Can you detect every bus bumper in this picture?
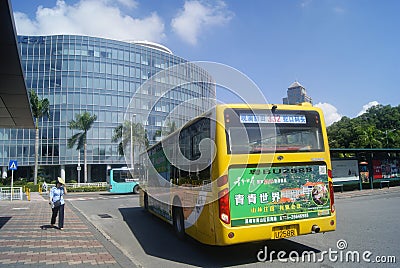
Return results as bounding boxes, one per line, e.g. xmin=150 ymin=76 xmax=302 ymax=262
xmin=213 ymin=214 xmax=336 ymax=246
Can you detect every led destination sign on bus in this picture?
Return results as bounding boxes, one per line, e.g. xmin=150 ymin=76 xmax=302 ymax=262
xmin=239 ymin=114 xmax=307 ymax=124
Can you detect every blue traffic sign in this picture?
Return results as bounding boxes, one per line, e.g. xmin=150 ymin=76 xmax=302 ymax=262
xmin=9 ymin=160 xmax=18 ymax=170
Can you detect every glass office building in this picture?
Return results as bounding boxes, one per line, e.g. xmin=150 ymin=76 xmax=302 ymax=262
xmin=0 ymin=35 xmax=215 ymax=182
xmin=282 ymin=81 xmax=312 ymax=105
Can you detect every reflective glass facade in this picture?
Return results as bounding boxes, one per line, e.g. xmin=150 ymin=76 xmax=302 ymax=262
xmin=0 ymin=35 xmax=215 ymax=181
xmin=282 ymin=81 xmax=312 ymax=105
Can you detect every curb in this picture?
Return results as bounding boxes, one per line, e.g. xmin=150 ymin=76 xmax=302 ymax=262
xmin=68 ymin=201 xmax=143 ymax=268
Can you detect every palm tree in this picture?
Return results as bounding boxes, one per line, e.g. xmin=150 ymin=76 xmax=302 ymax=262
xmin=153 ymin=120 xmax=177 ymax=141
xmin=111 ymin=121 xmax=148 ymax=162
xmin=67 ymin=111 xmax=97 ymax=183
xmin=144 ymin=129 xmax=150 ymax=149
xmin=111 ymin=123 xmax=126 ymax=156
xmin=29 ymin=90 xmax=50 ymax=185
xmin=165 ymin=121 xmax=177 ymax=134
xmin=153 ymin=129 xmax=162 ymax=141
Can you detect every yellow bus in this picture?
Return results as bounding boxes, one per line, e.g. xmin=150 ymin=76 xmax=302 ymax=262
xmin=139 ymin=103 xmax=336 ymax=245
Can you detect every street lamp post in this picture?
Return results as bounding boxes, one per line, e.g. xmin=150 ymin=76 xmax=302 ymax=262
xmin=77 ymin=151 xmax=81 ymax=186
xmin=130 ymin=114 xmax=137 ymax=169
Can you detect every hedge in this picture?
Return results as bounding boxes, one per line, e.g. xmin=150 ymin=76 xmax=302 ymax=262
xmin=0 ymin=182 xmax=107 ymax=193
xmin=67 ymin=186 xmax=107 ymax=192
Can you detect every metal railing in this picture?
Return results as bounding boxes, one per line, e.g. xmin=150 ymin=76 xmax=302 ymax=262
xmin=0 ymin=187 xmax=24 ymax=201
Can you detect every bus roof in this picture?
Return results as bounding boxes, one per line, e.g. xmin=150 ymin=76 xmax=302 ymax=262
xmin=215 ymin=102 xmax=317 ymax=110
xmin=142 ymin=103 xmax=324 ymax=153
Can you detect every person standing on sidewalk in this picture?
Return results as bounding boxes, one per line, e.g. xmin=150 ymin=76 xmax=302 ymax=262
xmin=49 ymin=177 xmax=67 ymax=230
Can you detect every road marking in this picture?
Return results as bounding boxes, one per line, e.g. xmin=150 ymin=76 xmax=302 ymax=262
xmin=67 ymin=195 xmax=134 ymax=201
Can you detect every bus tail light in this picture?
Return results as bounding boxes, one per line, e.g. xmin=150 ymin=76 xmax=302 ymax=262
xmin=328 ymin=176 xmax=335 ymax=213
xmin=328 ymin=169 xmax=333 ymax=179
xmin=218 ymin=188 xmax=230 ymax=224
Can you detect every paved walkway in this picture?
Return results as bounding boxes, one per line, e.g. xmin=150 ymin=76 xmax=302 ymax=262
xmin=1 ymin=186 xmax=399 ymax=267
xmin=334 ymin=184 xmax=400 ymax=199
xmin=0 ymin=193 xmax=134 ymax=267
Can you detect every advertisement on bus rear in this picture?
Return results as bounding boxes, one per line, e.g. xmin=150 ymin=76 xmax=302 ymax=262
xmin=228 ymin=164 xmax=331 ymax=227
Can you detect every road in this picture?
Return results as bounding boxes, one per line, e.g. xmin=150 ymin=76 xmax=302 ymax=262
xmin=67 ymin=190 xmax=400 ymax=267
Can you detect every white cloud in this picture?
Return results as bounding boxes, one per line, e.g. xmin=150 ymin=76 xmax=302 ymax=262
xmin=115 ymin=0 xmax=138 ymax=9
xmin=13 ymin=0 xmax=165 ymax=42
xmin=13 ymin=12 xmax=38 ymax=34
xmin=333 ymin=6 xmax=346 ymax=14
xmin=357 ymin=101 xmax=379 ymax=116
xmin=314 ymin=102 xmax=342 ymax=126
xmin=300 ymin=0 xmax=313 ymax=8
xmin=171 ymin=0 xmax=233 ymax=45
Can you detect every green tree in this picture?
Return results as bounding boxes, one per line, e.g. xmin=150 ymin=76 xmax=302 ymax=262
xmin=144 ymin=129 xmax=150 ymax=149
xmin=111 ymin=121 xmax=148 ymax=162
xmin=327 ymin=117 xmax=356 ymax=148
xmin=153 ymin=129 xmax=162 ymax=141
xmin=384 ymin=129 xmax=400 ymax=148
xmin=354 ymin=125 xmax=383 ymax=148
xmin=327 ymin=104 xmax=400 ymax=148
xmin=111 ymin=123 xmax=125 ymax=156
xmin=67 ymin=111 xmax=97 ymax=183
xmin=153 ymin=120 xmax=177 ymax=141
xmin=165 ymin=120 xmax=177 ymax=134
xmin=29 ymin=90 xmax=50 ymax=185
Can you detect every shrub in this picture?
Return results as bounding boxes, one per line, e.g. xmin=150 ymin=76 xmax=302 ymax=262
xmin=14 ymin=178 xmax=27 ymax=185
xmin=24 ymin=182 xmax=40 ymax=192
xmin=67 ymin=186 xmax=107 ymax=192
xmin=1 ymin=177 xmax=11 ymax=185
xmin=2 ymin=183 xmax=107 ymax=193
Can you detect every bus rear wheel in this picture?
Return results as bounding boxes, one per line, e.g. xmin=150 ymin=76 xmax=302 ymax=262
xmin=173 ymin=206 xmax=185 ymax=240
xmin=133 ymin=184 xmax=139 ymax=194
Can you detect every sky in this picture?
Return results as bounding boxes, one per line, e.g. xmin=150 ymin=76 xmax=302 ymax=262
xmin=9 ymin=0 xmax=400 ymax=126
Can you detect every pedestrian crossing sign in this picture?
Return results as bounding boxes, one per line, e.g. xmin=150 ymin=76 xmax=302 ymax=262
xmin=9 ymin=160 xmax=18 ymax=170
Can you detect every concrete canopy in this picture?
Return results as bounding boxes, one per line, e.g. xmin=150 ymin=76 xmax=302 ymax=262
xmin=0 ymin=0 xmax=34 ymax=128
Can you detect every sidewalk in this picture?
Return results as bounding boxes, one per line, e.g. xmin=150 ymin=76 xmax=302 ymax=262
xmin=0 ymin=192 xmax=134 ymax=267
xmin=334 ymin=184 xmax=400 ymax=199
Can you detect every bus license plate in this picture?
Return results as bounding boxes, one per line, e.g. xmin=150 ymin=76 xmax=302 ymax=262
xmin=273 ymin=225 xmax=297 ymax=239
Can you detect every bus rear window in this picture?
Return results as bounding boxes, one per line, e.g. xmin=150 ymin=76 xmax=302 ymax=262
xmin=225 ymin=109 xmax=325 ymax=154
